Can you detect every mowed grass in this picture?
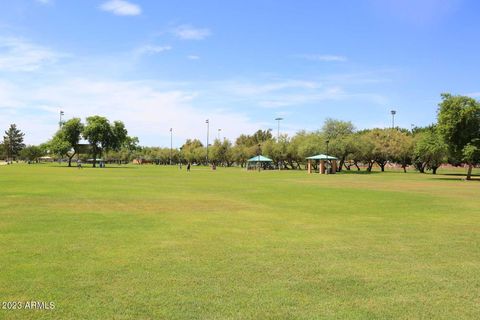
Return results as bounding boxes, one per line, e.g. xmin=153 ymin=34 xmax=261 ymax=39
xmin=0 ymin=164 xmax=480 ymax=319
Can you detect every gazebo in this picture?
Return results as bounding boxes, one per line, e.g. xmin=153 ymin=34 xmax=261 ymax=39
xmin=246 ymin=155 xmax=273 ymax=170
xmin=306 ymin=154 xmax=338 ymax=174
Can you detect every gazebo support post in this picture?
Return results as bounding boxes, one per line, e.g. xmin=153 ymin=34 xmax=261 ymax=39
xmin=320 ymin=160 xmax=325 ymax=174
xmin=307 ymin=160 xmax=312 ymax=174
xmin=332 ymin=160 xmax=337 ymax=173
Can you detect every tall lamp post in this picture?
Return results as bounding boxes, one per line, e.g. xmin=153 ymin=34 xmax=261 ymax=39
xmin=275 ymin=117 xmax=284 ymax=170
xmin=217 ymin=128 xmax=221 ymax=140
xmin=326 ymin=139 xmax=330 ymax=174
xmin=274 ymin=117 xmax=283 ymax=140
xmin=257 ymin=143 xmax=261 ymax=171
xmin=59 ymin=110 xmax=64 ymax=128
xmin=169 ymin=128 xmax=173 ymax=165
xmin=390 ymin=110 xmax=396 ymax=129
xmin=205 ymin=119 xmax=210 ymax=165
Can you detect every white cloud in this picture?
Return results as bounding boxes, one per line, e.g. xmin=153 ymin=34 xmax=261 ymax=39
xmin=466 ymin=92 xmax=480 ymax=98
xmin=213 ymin=78 xmax=388 ymax=109
xmin=0 ymin=78 xmax=261 ymax=145
xmin=258 ymin=87 xmax=346 ymax=108
xmin=100 ymin=0 xmax=141 ymax=16
xmin=187 ymin=55 xmax=200 ymax=60
xmin=369 ymin=0 xmax=461 ymax=25
xmin=0 ymin=37 xmax=62 ymax=72
xmin=135 ymin=45 xmax=172 ymax=56
xmin=225 ymin=79 xmax=322 ymax=96
xmin=35 ymin=0 xmax=53 ymax=5
xmin=296 ymin=54 xmax=347 ymax=62
xmin=172 ymin=25 xmax=211 ymax=40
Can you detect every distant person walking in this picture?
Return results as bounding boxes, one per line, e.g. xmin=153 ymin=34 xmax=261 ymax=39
xmin=187 ymin=163 xmax=191 ymax=172
xmin=179 ymin=163 xmax=182 ymax=170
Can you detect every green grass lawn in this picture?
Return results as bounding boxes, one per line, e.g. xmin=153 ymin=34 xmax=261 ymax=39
xmin=1 ymin=164 xmax=479 ymax=319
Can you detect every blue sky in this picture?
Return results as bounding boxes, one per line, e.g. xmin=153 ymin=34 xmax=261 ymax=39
xmin=1 ymin=0 xmax=479 ymax=146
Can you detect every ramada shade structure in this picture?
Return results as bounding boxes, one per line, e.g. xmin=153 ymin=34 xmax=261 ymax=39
xmin=306 ymin=154 xmax=338 ymax=174
xmin=247 ymin=155 xmax=273 ymax=162
xmin=246 ymin=155 xmax=273 ymax=170
xmin=306 ymin=154 xmax=338 ymax=161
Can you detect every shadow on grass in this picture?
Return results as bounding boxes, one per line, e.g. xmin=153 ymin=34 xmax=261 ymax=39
xmin=49 ymin=165 xmax=136 ymax=169
xmin=429 ymin=176 xmax=480 ymax=182
xmin=337 ymin=170 xmax=382 ymax=175
xmin=441 ymin=173 xmax=480 ymax=177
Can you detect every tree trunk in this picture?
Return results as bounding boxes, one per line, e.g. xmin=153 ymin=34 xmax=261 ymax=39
xmin=353 ymin=161 xmax=360 ymax=171
xmin=402 ymin=165 xmax=407 ymax=173
xmin=432 ymin=166 xmax=438 ymax=175
xmin=367 ymin=161 xmax=374 ymax=172
xmin=67 ymin=151 xmax=76 ymax=167
xmin=377 ymin=161 xmax=385 ymax=172
xmin=338 ymin=158 xmax=345 ymax=172
xmin=92 ymin=151 xmax=97 ymax=168
xmin=466 ymin=164 xmax=473 ymax=180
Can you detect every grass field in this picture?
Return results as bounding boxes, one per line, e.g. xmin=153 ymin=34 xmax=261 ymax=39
xmin=1 ymin=164 xmax=480 ymax=319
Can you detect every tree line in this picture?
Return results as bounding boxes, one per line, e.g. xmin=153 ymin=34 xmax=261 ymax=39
xmin=1 ymin=93 xmax=479 ymax=179
xmin=1 ymin=116 xmax=132 ymax=168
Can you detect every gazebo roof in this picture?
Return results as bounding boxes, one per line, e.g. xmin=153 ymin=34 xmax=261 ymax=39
xmin=306 ymin=154 xmax=338 ymax=160
xmin=247 ymin=155 xmax=273 ymax=162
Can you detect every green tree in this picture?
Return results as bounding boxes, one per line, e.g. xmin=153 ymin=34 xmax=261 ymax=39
xmin=49 ymin=118 xmax=84 ymax=167
xmin=0 ymin=142 xmax=5 ymax=160
xmin=83 ymin=116 xmax=128 ymax=167
xmin=3 ymin=124 xmax=25 ymax=162
xmin=390 ymin=131 xmax=414 ymax=173
xmin=350 ymin=131 xmax=375 ymax=171
xmin=210 ymin=139 xmax=233 ymax=166
xmin=19 ymin=145 xmax=43 ymax=162
xmin=413 ymin=128 xmax=448 ymax=174
xmin=322 ymin=118 xmax=355 ymax=171
xmin=363 ymin=129 xmax=391 ymax=171
xmin=462 ymin=140 xmax=480 ymax=178
xmin=181 ymin=139 xmax=204 ymax=164
xmin=437 ymin=93 xmax=480 ymax=180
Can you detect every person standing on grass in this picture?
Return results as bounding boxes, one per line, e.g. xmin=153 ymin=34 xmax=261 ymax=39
xmin=187 ymin=163 xmax=190 ymax=172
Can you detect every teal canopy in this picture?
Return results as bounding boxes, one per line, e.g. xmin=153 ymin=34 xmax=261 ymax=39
xmin=306 ymin=154 xmax=338 ymax=160
xmin=247 ymin=155 xmax=273 ymax=162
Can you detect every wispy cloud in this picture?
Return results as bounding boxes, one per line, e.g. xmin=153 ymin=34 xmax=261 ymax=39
xmin=466 ymin=92 xmax=480 ymax=98
xmin=369 ymin=0 xmax=462 ymax=25
xmin=225 ymin=79 xmax=322 ymax=96
xmin=187 ymin=55 xmax=200 ymax=60
xmin=212 ymin=77 xmax=388 ymax=109
xmin=172 ymin=25 xmax=211 ymax=40
xmin=0 ymin=37 xmax=63 ymax=72
xmin=135 ymin=45 xmax=172 ymax=56
xmin=100 ymin=0 xmax=141 ymax=16
xmin=35 ymin=0 xmax=53 ymax=5
xmin=0 ymin=78 xmax=261 ymax=145
xmin=296 ymin=54 xmax=347 ymax=62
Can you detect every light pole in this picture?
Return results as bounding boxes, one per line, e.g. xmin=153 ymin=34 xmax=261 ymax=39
xmin=390 ymin=110 xmax=396 ymax=129
xmin=217 ymin=128 xmax=221 ymax=140
xmin=169 ymin=128 xmax=173 ymax=165
xmin=205 ymin=119 xmax=209 ymax=165
xmin=275 ymin=117 xmax=284 ymax=170
xmin=274 ymin=117 xmax=283 ymax=141
xmin=326 ymin=139 xmax=330 ymax=174
xmin=59 ymin=110 xmax=64 ymax=128
xmin=257 ymin=143 xmax=261 ymax=171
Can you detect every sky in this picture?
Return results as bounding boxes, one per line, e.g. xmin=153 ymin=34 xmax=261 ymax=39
xmin=0 ymin=0 xmax=479 ymax=146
